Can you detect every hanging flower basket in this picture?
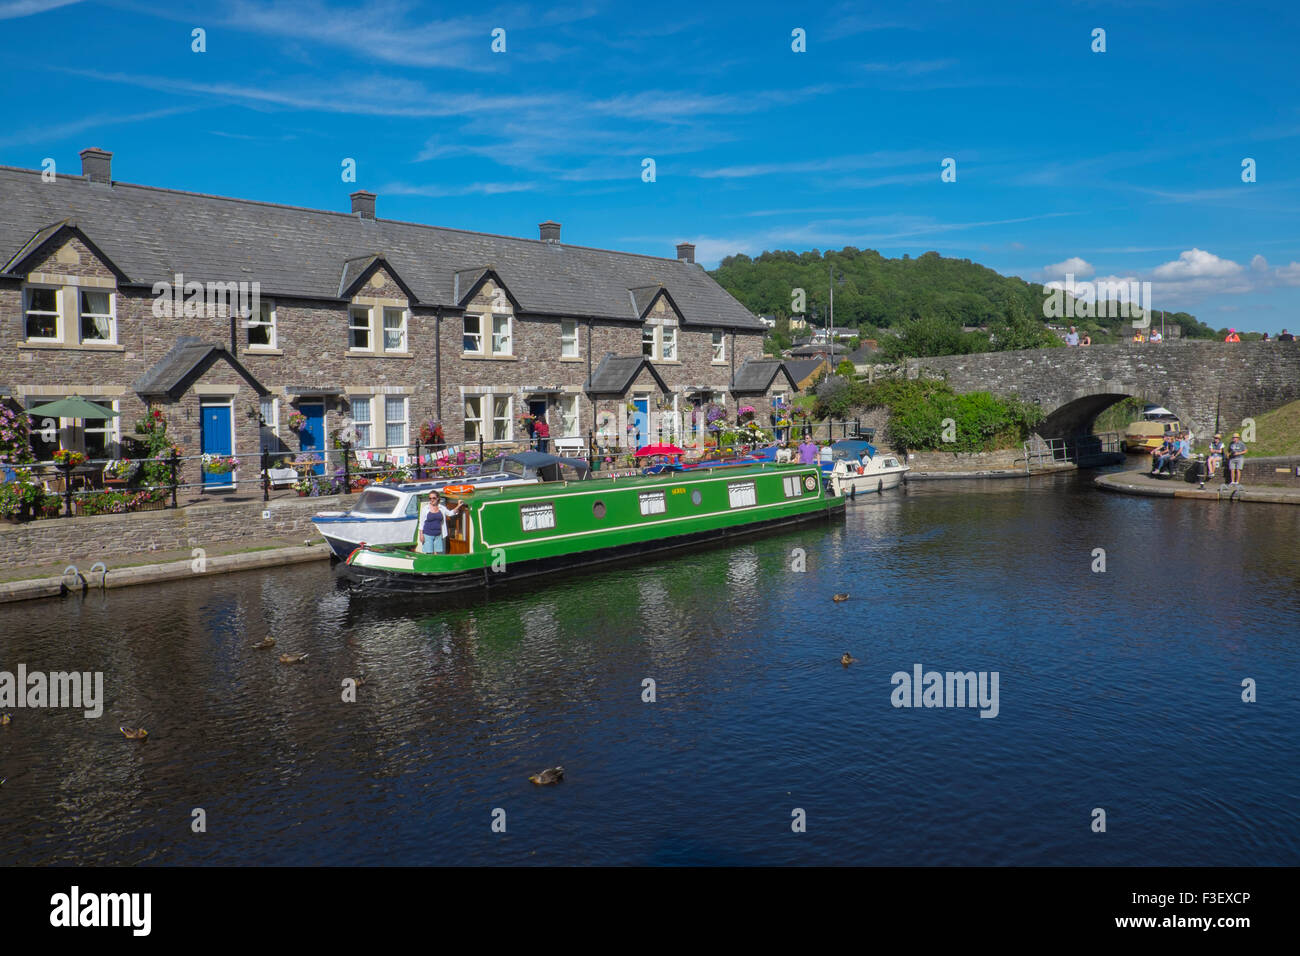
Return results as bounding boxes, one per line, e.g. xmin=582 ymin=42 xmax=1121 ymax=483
xmin=202 ymin=454 xmax=239 ymax=474
xmin=287 ymin=412 xmax=307 ymax=432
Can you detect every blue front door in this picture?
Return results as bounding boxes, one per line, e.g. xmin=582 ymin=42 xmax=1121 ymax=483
xmin=201 ymin=404 xmax=234 ymax=488
xmin=298 ymin=403 xmax=325 ymax=474
xmin=632 ymin=398 xmax=649 ymax=450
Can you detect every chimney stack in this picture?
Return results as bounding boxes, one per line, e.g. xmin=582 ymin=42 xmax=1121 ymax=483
xmin=539 ymin=220 xmax=561 ymax=243
xmin=80 ymin=148 xmax=112 ymax=184
xmin=676 ymin=242 xmax=696 ymax=264
xmin=350 ymin=190 xmax=376 ymax=219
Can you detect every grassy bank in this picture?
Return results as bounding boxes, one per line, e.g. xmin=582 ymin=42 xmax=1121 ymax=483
xmin=1245 ymin=400 xmax=1300 ymax=457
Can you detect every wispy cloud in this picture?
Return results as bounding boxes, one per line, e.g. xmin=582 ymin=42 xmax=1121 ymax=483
xmin=380 ymin=180 xmax=537 ymax=197
xmin=0 ymin=0 xmax=79 ymax=19
xmin=0 ymin=105 xmax=197 ymax=148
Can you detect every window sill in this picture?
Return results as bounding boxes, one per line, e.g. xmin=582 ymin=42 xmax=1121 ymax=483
xmin=461 ymin=353 xmax=518 ymax=361
xmin=559 ymin=356 xmax=583 ymax=362
xmin=18 ymin=341 xmax=124 ymax=352
xmin=245 ymin=347 xmax=284 ymax=356
xmin=346 ymin=350 xmax=413 ymax=359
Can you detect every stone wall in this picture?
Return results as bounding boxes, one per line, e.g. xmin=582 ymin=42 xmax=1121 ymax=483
xmin=905 ymin=341 xmax=1300 ymax=441
xmin=0 ymin=494 xmax=337 ymax=572
xmin=1240 ymin=455 xmax=1300 ymax=488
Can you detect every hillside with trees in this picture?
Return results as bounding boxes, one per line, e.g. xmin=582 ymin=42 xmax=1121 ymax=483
xmin=709 ymin=247 xmax=1216 ymax=357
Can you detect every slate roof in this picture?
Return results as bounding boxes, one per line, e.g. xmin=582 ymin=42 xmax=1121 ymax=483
xmin=0 ymin=165 xmax=763 ymax=330
xmin=133 ymin=336 xmax=269 ymax=399
xmin=730 ymin=358 xmax=798 ymax=394
xmin=584 ymin=353 xmax=670 ymax=394
xmin=783 ymin=358 xmax=829 ymax=386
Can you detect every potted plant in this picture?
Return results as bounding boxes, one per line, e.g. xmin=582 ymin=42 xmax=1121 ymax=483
xmin=293 ymin=477 xmax=313 ymax=497
xmin=418 ymin=421 xmax=445 ymax=445
xmin=287 ymin=411 xmax=307 ymax=433
xmin=53 ymin=448 xmax=87 ymax=468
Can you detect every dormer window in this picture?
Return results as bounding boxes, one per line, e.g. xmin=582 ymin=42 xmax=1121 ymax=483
xmin=641 ymin=320 xmax=679 ymax=362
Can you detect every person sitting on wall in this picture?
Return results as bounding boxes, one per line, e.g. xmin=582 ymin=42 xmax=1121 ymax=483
xmin=1150 ymin=436 xmax=1175 ymax=475
xmin=1202 ymin=433 xmax=1225 ymax=488
xmin=1154 ymin=431 xmax=1190 ymax=476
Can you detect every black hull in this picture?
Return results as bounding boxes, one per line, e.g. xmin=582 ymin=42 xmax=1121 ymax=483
xmin=341 ymin=502 xmax=842 ymax=595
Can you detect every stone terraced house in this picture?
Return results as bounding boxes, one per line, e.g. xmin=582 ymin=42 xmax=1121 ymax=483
xmin=1 ymin=148 xmax=787 ymax=480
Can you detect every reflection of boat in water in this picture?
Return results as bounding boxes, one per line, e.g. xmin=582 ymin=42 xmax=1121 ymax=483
xmin=343 ymin=463 xmax=842 ymax=593
xmin=312 ymin=452 xmax=589 ymax=558
xmin=1121 ymin=408 xmax=1182 ymax=454
xmin=820 ymin=440 xmax=910 ymax=495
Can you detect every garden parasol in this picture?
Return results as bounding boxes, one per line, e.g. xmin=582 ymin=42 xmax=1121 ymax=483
xmin=24 ymin=395 xmax=120 ymax=419
xmin=634 ymin=444 xmax=685 ymax=457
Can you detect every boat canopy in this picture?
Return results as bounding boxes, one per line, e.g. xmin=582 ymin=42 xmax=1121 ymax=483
xmin=827 ymin=439 xmax=877 ymax=460
xmin=478 ymin=451 xmax=591 ymax=482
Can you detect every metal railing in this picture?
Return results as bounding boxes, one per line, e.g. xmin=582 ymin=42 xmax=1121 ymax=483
xmin=1019 ymin=431 xmax=1121 ymax=473
xmin=3 ymin=418 xmax=875 ymax=521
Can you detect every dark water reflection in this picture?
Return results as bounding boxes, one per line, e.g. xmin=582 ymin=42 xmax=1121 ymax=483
xmin=1 ymin=471 xmax=1296 ymax=865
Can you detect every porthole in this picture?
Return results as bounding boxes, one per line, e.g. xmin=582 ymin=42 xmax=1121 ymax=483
xmin=691 ymin=489 xmax=702 ymax=506
xmin=593 ymin=500 xmax=606 ymax=518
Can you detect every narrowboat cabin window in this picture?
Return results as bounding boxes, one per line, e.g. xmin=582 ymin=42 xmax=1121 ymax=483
xmin=520 ymin=502 xmax=556 ymax=531
xmin=782 ymin=475 xmax=804 ymax=498
xmin=639 ymin=491 xmax=666 ymax=515
xmin=727 ymin=481 xmax=757 ymax=508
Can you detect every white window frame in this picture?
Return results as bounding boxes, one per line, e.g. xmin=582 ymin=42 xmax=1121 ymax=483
xmin=351 ymin=396 xmax=374 ymax=449
xmin=639 ymin=491 xmax=667 ymax=516
xmin=247 ymin=299 xmax=277 ymax=350
xmin=782 ymin=475 xmax=804 ymax=498
xmin=558 ymin=394 xmax=580 ymax=438
xmin=712 ymin=329 xmax=726 ymax=363
xmin=464 ymin=395 xmax=484 ymax=441
xmin=661 ymin=326 xmax=677 ymax=361
xmin=81 ymin=399 xmax=119 ymax=459
xmin=561 ymin=318 xmax=579 ymax=358
xmin=463 ymin=314 xmax=484 ymax=354
xmin=642 ymin=324 xmax=655 ymax=358
xmin=78 ymin=289 xmax=116 ymax=345
xmin=24 ymin=286 xmax=61 ymax=342
xmin=491 ymin=314 xmax=513 ymax=356
xmin=348 ymin=306 xmax=373 ymax=351
xmin=382 ymin=307 xmax=408 ymax=353
xmin=384 ymin=395 xmax=409 ymax=450
xmin=491 ymin=394 xmax=512 ymax=441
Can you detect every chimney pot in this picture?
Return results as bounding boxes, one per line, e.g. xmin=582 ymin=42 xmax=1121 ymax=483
xmin=676 ymin=242 xmax=696 ymax=264
xmin=350 ymin=190 xmax=376 ymax=219
xmin=80 ymin=147 xmax=113 ymax=184
xmin=539 ymin=220 xmax=561 ymax=242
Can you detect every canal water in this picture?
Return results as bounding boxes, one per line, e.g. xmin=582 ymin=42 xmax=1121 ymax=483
xmin=1 ymin=471 xmax=1296 ymax=866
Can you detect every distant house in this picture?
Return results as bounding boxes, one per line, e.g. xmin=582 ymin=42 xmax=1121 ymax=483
xmin=789 ymin=315 xmax=809 ymax=331
xmin=848 ymin=342 xmax=879 ymax=373
xmin=788 ymin=342 xmax=851 ymax=361
xmin=783 ymin=357 xmax=831 ymax=392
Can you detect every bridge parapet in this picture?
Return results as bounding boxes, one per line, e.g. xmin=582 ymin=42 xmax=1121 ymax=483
xmin=904 ymin=341 xmax=1300 ymax=438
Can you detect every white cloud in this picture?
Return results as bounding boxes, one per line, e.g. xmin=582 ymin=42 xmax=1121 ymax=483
xmin=0 ymin=0 xmax=78 ymax=19
xmin=1152 ymin=248 xmax=1244 ymax=280
xmin=1251 ymin=254 xmax=1269 ymax=272
xmin=1042 ymin=256 xmax=1094 ymax=279
xmin=1277 ymin=262 xmax=1300 ymax=286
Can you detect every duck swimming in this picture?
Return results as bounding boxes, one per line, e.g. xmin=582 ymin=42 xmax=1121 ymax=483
xmin=529 ymin=766 xmax=564 ymax=786
xmin=120 ymin=727 xmax=148 ymax=740
xmin=0 ymin=713 xmax=11 ymax=726
xmin=832 ymin=593 xmax=850 ymax=603
xmin=841 ymin=653 xmax=856 ymax=667
xmin=252 ymin=637 xmax=276 ymax=649
xmin=279 ymin=653 xmax=309 ymax=665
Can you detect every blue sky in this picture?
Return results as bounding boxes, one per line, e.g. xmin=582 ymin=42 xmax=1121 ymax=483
xmin=2 ymin=0 xmax=1298 ymax=331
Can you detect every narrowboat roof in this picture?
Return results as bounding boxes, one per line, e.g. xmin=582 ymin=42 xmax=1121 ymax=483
xmin=445 ymin=462 xmax=813 ymax=502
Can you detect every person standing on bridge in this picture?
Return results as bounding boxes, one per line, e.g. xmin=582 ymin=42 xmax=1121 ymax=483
xmin=1228 ymin=433 xmax=1246 ymax=485
xmin=1225 ymin=329 xmax=1241 ymax=342
xmin=1065 ymin=326 xmax=1080 ymax=346
xmin=1279 ymin=329 xmax=1295 ymax=342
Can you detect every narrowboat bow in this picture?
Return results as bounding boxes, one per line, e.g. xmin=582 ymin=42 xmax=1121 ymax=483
xmin=343 ymin=463 xmax=843 ymax=591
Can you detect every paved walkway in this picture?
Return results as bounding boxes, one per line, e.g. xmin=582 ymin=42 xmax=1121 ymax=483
xmin=1095 ymin=469 xmax=1300 ymax=505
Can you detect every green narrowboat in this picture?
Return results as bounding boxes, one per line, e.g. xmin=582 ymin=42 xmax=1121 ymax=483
xmin=343 ymin=463 xmax=843 ymax=591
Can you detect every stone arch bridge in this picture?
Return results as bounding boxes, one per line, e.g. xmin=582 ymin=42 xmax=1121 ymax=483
xmin=904 ymin=342 xmax=1300 ymax=439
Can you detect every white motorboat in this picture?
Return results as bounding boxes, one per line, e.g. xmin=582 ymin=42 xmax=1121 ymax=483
xmin=821 ymin=439 xmax=909 ymax=496
xmin=312 ymin=452 xmax=590 ymax=558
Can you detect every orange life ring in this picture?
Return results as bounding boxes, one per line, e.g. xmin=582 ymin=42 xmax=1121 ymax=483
xmin=442 ymin=484 xmax=475 ymax=496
